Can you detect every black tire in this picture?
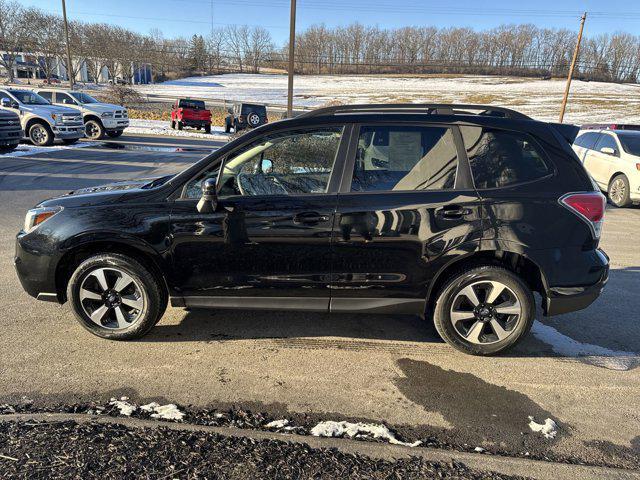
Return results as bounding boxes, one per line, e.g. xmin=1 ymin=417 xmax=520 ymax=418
xmin=204 ymin=124 xmax=211 ymax=134
xmin=246 ymin=111 xmax=261 ymax=127
xmin=177 ymin=121 xmax=183 ymax=130
xmin=28 ymin=122 xmax=54 ymax=146
xmin=224 ymin=120 xmax=231 ymax=133
xmin=170 ymin=120 xmax=175 ymax=129
xmin=432 ymin=265 xmax=535 ymax=356
xmin=84 ymin=119 xmax=105 ymax=140
xmin=107 ymin=130 xmax=123 ymax=138
xmin=62 ymin=138 xmax=79 ymax=145
xmin=67 ymin=253 xmax=167 ymax=340
xmin=608 ymin=174 xmax=632 ymax=208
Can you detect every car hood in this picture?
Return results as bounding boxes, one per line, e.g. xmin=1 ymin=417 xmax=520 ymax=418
xmin=21 ymin=104 xmax=79 ymax=115
xmin=82 ymin=103 xmax=125 ymax=113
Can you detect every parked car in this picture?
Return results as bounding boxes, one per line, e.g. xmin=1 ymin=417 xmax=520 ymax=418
xmin=0 ymin=109 xmax=23 ymax=152
xmin=43 ymin=77 xmax=61 ymax=85
xmin=15 ymin=104 xmax=609 ymax=355
xmin=35 ymin=89 xmax=129 ymax=140
xmin=171 ymin=99 xmax=212 ymax=133
xmin=225 ymin=102 xmax=268 ymax=133
xmin=573 ymin=125 xmax=640 ymax=207
xmin=0 ymin=88 xmax=84 ymax=146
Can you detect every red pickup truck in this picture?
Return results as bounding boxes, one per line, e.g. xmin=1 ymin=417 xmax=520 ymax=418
xmin=170 ymin=98 xmax=212 ymax=133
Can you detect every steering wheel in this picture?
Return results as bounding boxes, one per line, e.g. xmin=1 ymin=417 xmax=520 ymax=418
xmin=236 ymin=172 xmax=288 ymax=196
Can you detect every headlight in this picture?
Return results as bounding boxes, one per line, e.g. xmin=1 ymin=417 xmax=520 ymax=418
xmin=51 ymin=113 xmax=62 ymax=124
xmin=101 ymin=112 xmax=114 ymax=118
xmin=23 ymin=206 xmax=62 ymax=233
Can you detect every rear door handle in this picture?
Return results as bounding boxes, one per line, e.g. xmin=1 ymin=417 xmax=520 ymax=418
xmin=293 ymin=212 xmax=330 ymax=224
xmin=435 ymin=206 xmax=472 ymax=220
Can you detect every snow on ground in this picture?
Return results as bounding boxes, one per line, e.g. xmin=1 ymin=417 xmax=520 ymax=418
xmin=528 ymin=417 xmax=558 ymax=439
xmin=127 ymin=119 xmax=230 ymax=141
xmin=135 ymin=73 xmax=640 ymax=124
xmin=531 ymin=321 xmax=639 ymax=371
xmin=0 ymin=142 xmax=91 ymax=158
xmin=109 ymin=397 xmax=136 ymax=416
xmin=264 ymin=419 xmax=290 ymax=429
xmin=107 ymin=397 xmax=185 ymax=421
xmin=310 ymin=420 xmax=421 ymax=447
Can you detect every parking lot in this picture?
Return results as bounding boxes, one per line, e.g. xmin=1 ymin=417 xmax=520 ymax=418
xmin=0 ymin=134 xmax=638 ymax=469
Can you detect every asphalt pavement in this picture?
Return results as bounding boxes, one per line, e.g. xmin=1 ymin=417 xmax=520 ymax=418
xmin=0 ymin=134 xmax=638 ymax=471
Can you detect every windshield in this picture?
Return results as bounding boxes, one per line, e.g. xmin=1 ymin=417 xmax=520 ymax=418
xmin=241 ymin=104 xmax=266 ymax=115
xmin=617 ymin=133 xmax=640 ymax=157
xmin=10 ymin=90 xmax=50 ymax=105
xmin=70 ymin=92 xmax=99 ymax=104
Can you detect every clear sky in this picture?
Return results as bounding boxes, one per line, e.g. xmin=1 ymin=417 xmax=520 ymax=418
xmin=18 ymin=0 xmax=640 ymax=43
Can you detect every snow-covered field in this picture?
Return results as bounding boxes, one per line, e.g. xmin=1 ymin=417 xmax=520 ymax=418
xmin=127 ymin=119 xmax=230 ymax=141
xmin=135 ymin=73 xmax=640 ymax=124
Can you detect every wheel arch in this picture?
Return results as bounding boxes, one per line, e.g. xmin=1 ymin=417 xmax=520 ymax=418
xmin=608 ymin=171 xmax=627 ymax=187
xmin=83 ymin=114 xmax=103 ymax=126
xmin=25 ymin=116 xmax=53 ymax=134
xmin=55 ymin=238 xmax=168 ymax=303
xmin=425 ymin=247 xmax=548 ymax=316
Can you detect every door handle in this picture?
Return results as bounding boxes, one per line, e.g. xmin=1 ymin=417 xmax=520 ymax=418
xmin=293 ymin=212 xmax=330 ymax=224
xmin=435 ymin=206 xmax=472 ymax=220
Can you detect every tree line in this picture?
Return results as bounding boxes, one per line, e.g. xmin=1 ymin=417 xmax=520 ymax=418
xmin=1 ymin=0 xmax=639 ymax=84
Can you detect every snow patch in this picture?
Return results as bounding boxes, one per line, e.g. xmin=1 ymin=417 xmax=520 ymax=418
xmin=528 ymin=416 xmax=558 ymax=439
xmin=127 ymin=119 xmax=229 ymax=141
xmin=310 ymin=420 xmax=421 ymax=447
xmin=140 ymin=402 xmax=185 ymax=421
xmin=109 ymin=397 xmax=136 ymax=416
xmin=532 ymin=321 xmax=638 ymax=371
xmin=264 ymin=419 xmax=289 ymax=429
xmin=0 ymin=142 xmax=91 ymax=158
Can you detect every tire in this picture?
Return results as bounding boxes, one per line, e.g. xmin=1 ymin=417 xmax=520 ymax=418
xmin=170 ymin=120 xmax=175 ymax=129
xmin=608 ymin=174 xmax=631 ymax=208
xmin=67 ymin=253 xmax=167 ymax=340
xmin=432 ymin=265 xmax=535 ymax=356
xmin=204 ymin=124 xmax=211 ymax=134
xmin=177 ymin=121 xmax=183 ymax=130
xmin=107 ymin=130 xmax=123 ymax=138
xmin=84 ymin=119 xmax=105 ymax=140
xmin=247 ymin=111 xmax=261 ymax=127
xmin=28 ymin=122 xmax=54 ymax=146
xmin=224 ymin=120 xmax=231 ymax=133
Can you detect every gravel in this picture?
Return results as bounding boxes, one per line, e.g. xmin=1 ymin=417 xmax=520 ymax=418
xmin=0 ymin=420 xmax=522 ymax=480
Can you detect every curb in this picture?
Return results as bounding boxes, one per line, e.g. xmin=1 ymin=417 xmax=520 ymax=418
xmin=1 ymin=413 xmax=638 ymax=480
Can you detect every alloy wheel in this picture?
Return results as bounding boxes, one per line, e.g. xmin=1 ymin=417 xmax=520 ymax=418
xmin=450 ymin=280 xmax=522 ymax=345
xmin=610 ymin=178 xmax=626 ymax=206
xmin=79 ymin=267 xmax=144 ymax=330
xmin=85 ymin=121 xmax=101 ymax=139
xmin=30 ymin=125 xmax=47 ymax=145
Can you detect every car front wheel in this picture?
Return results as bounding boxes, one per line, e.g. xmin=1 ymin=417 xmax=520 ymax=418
xmin=29 ymin=122 xmax=54 ymax=146
xmin=608 ymin=174 xmax=631 ymax=208
xmin=85 ymin=119 xmax=105 ymax=140
xmin=433 ymin=265 xmax=535 ymax=355
xmin=67 ymin=253 xmax=166 ymax=340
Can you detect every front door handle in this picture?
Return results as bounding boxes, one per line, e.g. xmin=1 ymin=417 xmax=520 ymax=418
xmin=435 ymin=206 xmax=472 ymax=220
xmin=293 ymin=212 xmax=330 ymax=224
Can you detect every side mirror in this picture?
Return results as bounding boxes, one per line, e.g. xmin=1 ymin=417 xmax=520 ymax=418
xmin=260 ymin=158 xmax=273 ymax=174
xmin=600 ymin=146 xmax=617 ymax=156
xmin=1 ymin=98 xmax=13 ymax=108
xmin=197 ymin=178 xmax=217 ymax=213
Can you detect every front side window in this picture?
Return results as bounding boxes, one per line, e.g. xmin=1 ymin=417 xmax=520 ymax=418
xmin=38 ymin=91 xmax=53 ymax=102
xmin=70 ymin=92 xmax=98 ymax=104
xmin=351 ymin=125 xmax=458 ymax=192
xmin=595 ymin=134 xmax=619 ymax=155
xmin=56 ymin=93 xmax=76 ymax=105
xmin=461 ymin=126 xmax=551 ymax=189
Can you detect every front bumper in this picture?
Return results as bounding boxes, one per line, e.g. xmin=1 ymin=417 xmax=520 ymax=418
xmin=14 ymin=232 xmax=60 ymax=303
xmin=103 ymin=118 xmax=129 ymax=130
xmin=0 ymin=130 xmax=22 ymax=146
xmin=545 ymin=249 xmax=609 ymax=316
xmin=53 ymin=125 xmax=84 ymax=139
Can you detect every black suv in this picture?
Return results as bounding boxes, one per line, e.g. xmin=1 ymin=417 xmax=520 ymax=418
xmin=15 ymin=104 xmax=609 ymax=355
xmin=225 ymin=102 xmax=268 ymax=132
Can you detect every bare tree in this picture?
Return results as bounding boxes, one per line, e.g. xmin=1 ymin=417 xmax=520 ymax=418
xmin=0 ymin=0 xmax=29 ymax=82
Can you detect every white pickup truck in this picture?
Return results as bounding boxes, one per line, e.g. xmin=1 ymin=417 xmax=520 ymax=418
xmin=0 ymin=88 xmax=84 ymax=146
xmin=35 ymin=89 xmax=129 ymax=140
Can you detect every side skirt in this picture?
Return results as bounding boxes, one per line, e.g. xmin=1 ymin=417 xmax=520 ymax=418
xmin=172 ymin=296 xmax=425 ymax=315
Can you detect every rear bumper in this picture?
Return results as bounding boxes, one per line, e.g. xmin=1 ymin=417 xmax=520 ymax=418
xmin=180 ymin=119 xmax=211 ymax=127
xmin=545 ymin=249 xmax=609 ymax=316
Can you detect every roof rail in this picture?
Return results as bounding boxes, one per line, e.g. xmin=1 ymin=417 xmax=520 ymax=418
xmin=298 ymin=103 xmax=530 ymax=120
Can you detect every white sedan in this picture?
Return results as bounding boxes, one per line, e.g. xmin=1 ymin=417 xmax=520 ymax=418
xmin=573 ymin=126 xmax=640 ymax=207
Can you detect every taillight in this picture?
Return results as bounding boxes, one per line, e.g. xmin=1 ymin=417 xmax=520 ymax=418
xmin=559 ymin=192 xmax=606 ymax=238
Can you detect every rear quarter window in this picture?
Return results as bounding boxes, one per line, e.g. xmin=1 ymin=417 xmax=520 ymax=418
xmin=461 ymin=126 xmax=551 ymax=189
xmin=574 ymin=131 xmax=600 ymax=150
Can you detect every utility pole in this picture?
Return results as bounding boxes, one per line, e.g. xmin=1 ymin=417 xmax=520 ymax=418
xmin=286 ymin=0 xmax=297 ymax=118
xmin=559 ymin=12 xmax=587 ymax=123
xmin=61 ymin=0 xmax=74 ymax=89
xmin=210 ymin=0 xmax=214 ymax=38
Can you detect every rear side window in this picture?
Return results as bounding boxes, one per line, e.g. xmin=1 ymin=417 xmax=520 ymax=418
xmin=241 ymin=104 xmax=266 ymax=116
xmin=351 ymin=125 xmax=458 ymax=192
xmin=574 ymin=132 xmax=600 ymax=150
xmin=461 ymin=127 xmax=551 ymax=189
xmin=595 ymin=134 xmax=619 ymax=154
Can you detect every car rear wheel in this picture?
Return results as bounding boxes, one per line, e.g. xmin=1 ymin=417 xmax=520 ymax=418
xmin=85 ymin=119 xmax=105 ymax=140
xmin=29 ymin=122 xmax=54 ymax=146
xmin=170 ymin=120 xmax=175 ymax=129
xmin=224 ymin=120 xmax=231 ymax=133
xmin=204 ymin=124 xmax=211 ymax=134
xmin=67 ymin=253 xmax=166 ymax=340
xmin=177 ymin=121 xmax=183 ymax=130
xmin=608 ymin=174 xmax=631 ymax=208
xmin=433 ymin=265 xmax=535 ymax=355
